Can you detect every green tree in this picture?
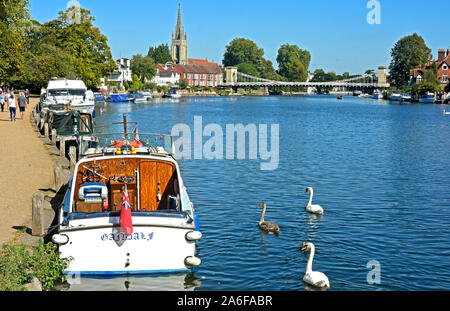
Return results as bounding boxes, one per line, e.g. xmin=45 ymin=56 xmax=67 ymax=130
xmin=0 ymin=0 xmax=32 ymax=84
xmin=53 ymin=7 xmax=117 ymax=89
xmin=411 ymin=63 xmax=443 ymax=96
xmin=276 ymin=44 xmax=311 ymax=81
xmin=129 ymin=74 xmax=142 ymax=91
xmin=389 ymin=33 xmax=432 ymax=88
xmin=223 ymin=38 xmax=286 ymax=81
xmin=223 ymin=38 xmax=265 ymax=69
xmin=130 ymin=54 xmax=156 ymax=82
xmin=237 ymin=62 xmax=260 ymax=77
xmin=148 ymin=43 xmax=172 ymax=64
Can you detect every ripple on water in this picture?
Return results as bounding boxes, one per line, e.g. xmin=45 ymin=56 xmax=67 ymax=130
xmin=81 ymin=96 xmax=450 ymax=291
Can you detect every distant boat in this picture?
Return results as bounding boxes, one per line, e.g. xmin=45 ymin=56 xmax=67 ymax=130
xmin=134 ymin=91 xmax=153 ymax=104
xmin=419 ymin=93 xmax=435 ymax=104
xmin=164 ymin=89 xmax=182 ymax=99
xmin=443 ymin=109 xmax=450 ymax=115
xmin=400 ymin=93 xmax=412 ymax=102
xmin=109 ymin=94 xmax=132 ymax=102
xmin=372 ymin=91 xmax=383 ymax=99
xmin=337 ymin=95 xmax=343 ymax=100
xmin=389 ymin=91 xmax=402 ymax=101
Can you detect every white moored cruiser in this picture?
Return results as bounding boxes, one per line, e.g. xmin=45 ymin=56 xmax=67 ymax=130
xmin=52 ymin=114 xmax=201 ymax=276
xmin=42 ymin=78 xmax=95 ymax=114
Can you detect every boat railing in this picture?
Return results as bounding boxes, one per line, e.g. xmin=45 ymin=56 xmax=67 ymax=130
xmin=81 ymin=132 xmax=174 ymax=157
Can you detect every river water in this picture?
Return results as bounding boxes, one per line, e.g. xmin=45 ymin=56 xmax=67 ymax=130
xmin=64 ymin=95 xmax=450 ymax=291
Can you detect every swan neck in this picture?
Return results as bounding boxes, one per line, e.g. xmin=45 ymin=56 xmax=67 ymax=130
xmin=306 ymin=244 xmax=315 ymax=273
xmin=259 ymin=204 xmax=266 ymax=224
xmin=307 ymin=190 xmax=314 ymax=206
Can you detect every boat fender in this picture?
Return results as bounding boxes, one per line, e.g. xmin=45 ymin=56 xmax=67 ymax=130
xmin=185 ymin=256 xmax=201 ymax=267
xmin=52 ymin=234 xmax=69 ymax=245
xmin=185 ymin=231 xmax=202 ymax=241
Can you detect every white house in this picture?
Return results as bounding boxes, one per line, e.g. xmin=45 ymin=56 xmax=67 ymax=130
xmin=107 ymin=58 xmax=132 ymax=87
xmin=151 ymin=70 xmax=180 ymax=87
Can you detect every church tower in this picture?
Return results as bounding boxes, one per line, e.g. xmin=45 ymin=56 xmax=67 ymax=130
xmin=171 ymin=2 xmax=188 ymax=65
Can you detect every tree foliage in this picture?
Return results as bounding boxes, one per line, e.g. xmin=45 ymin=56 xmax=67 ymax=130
xmin=17 ymin=6 xmax=116 ymax=91
xmin=0 ymin=0 xmax=32 ymax=85
xmin=411 ymin=63 xmax=443 ymax=96
xmin=148 ymin=43 xmax=172 ymax=64
xmin=389 ymin=33 xmax=432 ymax=88
xmin=276 ymin=44 xmax=311 ymax=82
xmin=223 ymin=38 xmax=285 ymax=81
xmin=130 ymin=54 xmax=156 ymax=82
xmin=237 ymin=62 xmax=260 ymax=77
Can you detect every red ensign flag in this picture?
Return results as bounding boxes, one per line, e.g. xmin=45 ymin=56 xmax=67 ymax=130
xmin=120 ymin=184 xmax=133 ymax=236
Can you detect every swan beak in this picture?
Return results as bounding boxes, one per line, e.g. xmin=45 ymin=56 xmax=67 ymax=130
xmin=305 ymin=188 xmax=309 ymax=194
xmin=300 ymin=242 xmax=308 ymax=252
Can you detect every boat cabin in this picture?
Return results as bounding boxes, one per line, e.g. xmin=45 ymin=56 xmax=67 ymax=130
xmin=74 ymin=156 xmax=181 ymax=214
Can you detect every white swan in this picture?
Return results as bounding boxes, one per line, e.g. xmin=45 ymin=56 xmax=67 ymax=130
xmin=444 ymin=109 xmax=450 ymax=115
xmin=305 ymin=187 xmax=324 ymax=215
xmin=300 ymin=242 xmax=330 ymax=289
xmin=257 ymin=202 xmax=280 ymax=234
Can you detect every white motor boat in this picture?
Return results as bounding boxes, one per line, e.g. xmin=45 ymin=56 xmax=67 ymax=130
xmin=419 ymin=93 xmax=435 ymax=104
xmin=42 ymin=78 xmax=95 ymax=115
xmin=163 ymin=89 xmax=182 ymax=99
xmin=389 ymin=91 xmax=402 ymax=101
xmin=372 ymin=91 xmax=383 ymax=99
xmin=134 ymin=92 xmax=153 ymax=104
xmin=400 ymin=93 xmax=412 ymax=102
xmin=52 ymin=114 xmax=202 ymax=276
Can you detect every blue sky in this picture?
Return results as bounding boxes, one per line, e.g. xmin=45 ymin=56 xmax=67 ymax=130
xmin=28 ymin=0 xmax=448 ymax=75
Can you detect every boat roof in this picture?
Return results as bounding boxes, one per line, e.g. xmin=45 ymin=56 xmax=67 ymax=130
xmin=47 ymin=79 xmax=87 ymax=90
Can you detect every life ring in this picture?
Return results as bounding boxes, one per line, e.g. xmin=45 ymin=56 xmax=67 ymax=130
xmin=129 ymin=141 xmax=143 ymax=148
xmin=112 ymin=141 xmax=125 ymax=148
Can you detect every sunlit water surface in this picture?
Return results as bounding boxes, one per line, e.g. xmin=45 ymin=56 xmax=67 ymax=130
xmin=60 ymin=95 xmax=450 ymax=291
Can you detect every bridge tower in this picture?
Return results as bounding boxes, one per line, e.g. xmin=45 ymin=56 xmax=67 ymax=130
xmin=224 ymin=67 xmax=238 ymax=84
xmin=378 ymin=66 xmax=387 ymax=86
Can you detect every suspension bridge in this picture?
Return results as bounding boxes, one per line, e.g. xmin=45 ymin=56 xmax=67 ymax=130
xmin=219 ymin=66 xmax=390 ymax=90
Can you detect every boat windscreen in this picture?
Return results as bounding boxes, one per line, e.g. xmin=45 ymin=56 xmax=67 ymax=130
xmin=48 ymin=89 xmax=86 ymax=97
xmin=92 ymin=133 xmax=174 ymax=155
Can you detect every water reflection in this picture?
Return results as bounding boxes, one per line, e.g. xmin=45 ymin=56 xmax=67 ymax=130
xmin=55 ymin=272 xmax=202 ymax=291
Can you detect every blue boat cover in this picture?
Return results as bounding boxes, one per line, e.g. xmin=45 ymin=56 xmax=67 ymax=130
xmin=110 ymin=94 xmax=128 ymax=102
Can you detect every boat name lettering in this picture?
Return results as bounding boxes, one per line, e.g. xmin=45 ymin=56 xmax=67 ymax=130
xmin=101 ymin=232 xmax=154 ymax=241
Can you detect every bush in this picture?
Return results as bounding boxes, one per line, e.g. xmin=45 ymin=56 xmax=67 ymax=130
xmin=0 ymin=240 xmax=71 ymax=291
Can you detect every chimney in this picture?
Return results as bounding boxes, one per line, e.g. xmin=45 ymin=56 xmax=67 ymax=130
xmin=438 ymin=49 xmax=445 ymax=62
xmin=447 ymin=49 xmax=450 ymax=57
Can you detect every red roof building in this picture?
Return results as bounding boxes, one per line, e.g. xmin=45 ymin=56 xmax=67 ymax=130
xmin=156 ymin=60 xmax=223 ymax=87
xmin=410 ymin=49 xmax=450 ymax=87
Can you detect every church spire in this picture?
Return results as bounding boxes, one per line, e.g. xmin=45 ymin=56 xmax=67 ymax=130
xmin=171 ymin=1 xmax=188 ymax=65
xmin=174 ymin=1 xmax=184 ymax=40
xmin=177 ymin=2 xmax=182 ymax=30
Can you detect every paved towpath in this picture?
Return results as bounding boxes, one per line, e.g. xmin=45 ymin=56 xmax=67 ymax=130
xmin=0 ymin=97 xmax=56 ymax=246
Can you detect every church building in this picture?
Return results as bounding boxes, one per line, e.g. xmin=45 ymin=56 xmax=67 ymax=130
xmin=171 ymin=3 xmax=188 ymax=65
xmin=155 ymin=3 xmax=223 ymax=87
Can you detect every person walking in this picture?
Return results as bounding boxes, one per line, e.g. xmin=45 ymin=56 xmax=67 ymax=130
xmin=18 ymin=92 xmax=27 ymax=120
xmin=0 ymin=92 xmax=5 ymax=112
xmin=8 ymin=93 xmax=17 ymax=122
xmin=24 ymin=89 xmax=30 ymax=105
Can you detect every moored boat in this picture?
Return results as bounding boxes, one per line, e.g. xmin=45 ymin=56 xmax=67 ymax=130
xmin=134 ymin=92 xmax=153 ymax=104
xmin=372 ymin=91 xmax=383 ymax=99
xmin=51 ymin=114 xmax=202 ymax=276
xmin=400 ymin=93 xmax=412 ymax=102
xmin=419 ymin=92 xmax=435 ymax=104
xmin=42 ymin=78 xmax=95 ymax=115
xmin=389 ymin=91 xmax=402 ymax=101
xmin=108 ymin=94 xmax=133 ymax=102
xmin=163 ymin=89 xmax=182 ymax=99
